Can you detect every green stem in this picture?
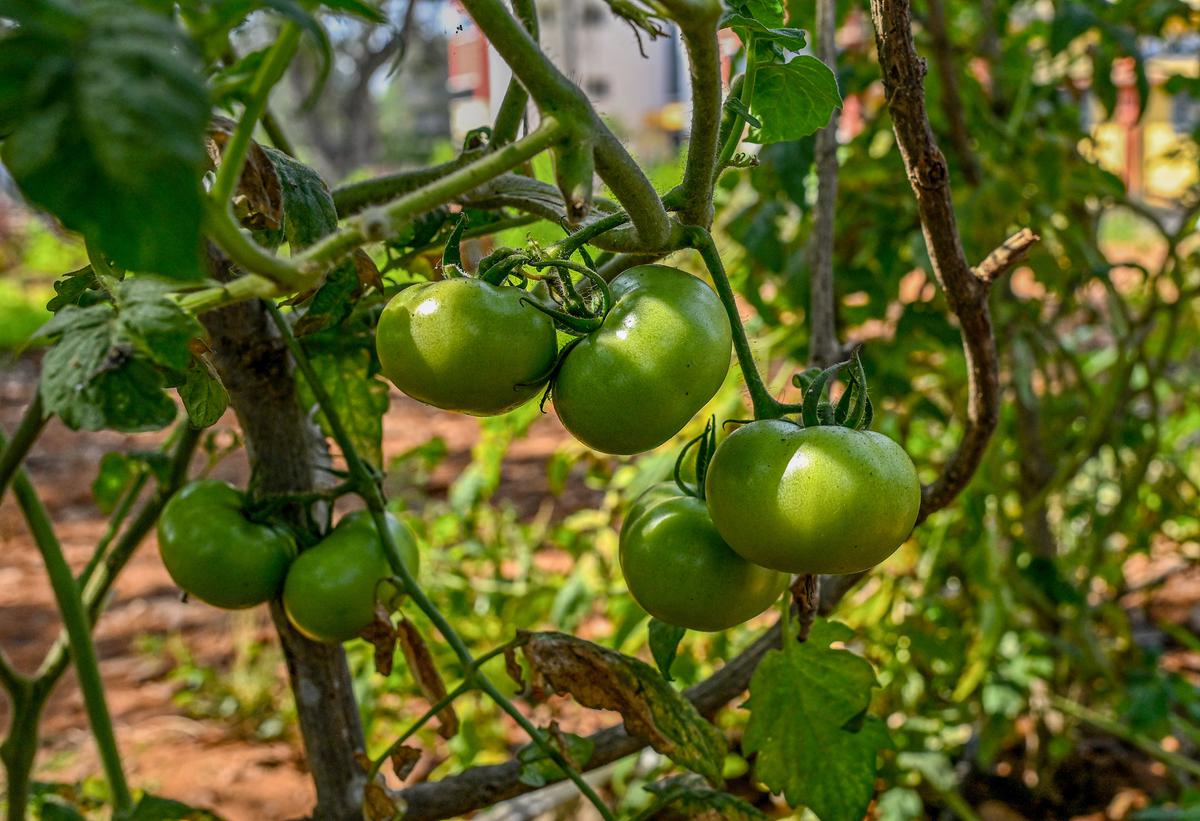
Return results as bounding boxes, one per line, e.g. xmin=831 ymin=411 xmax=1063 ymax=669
xmin=202 ymin=199 xmax=302 ymax=287
xmin=717 ymin=35 xmax=758 ymax=167
xmin=0 ymin=393 xmax=46 ymax=502
xmin=295 ymin=119 xmax=567 ymax=280
xmin=547 ymin=212 xmax=631 ymax=260
xmin=211 ymin=23 xmax=303 ymax=206
xmin=686 ymin=227 xmax=783 ymax=420
xmin=332 ymin=152 xmax=484 ymax=217
xmin=491 ymin=0 xmax=539 ymax=144
xmin=1051 ymin=695 xmax=1200 ymax=780
xmin=177 ymin=269 xmax=284 ymax=317
xmin=1 ymin=686 xmax=43 ymax=821
xmin=667 ymin=6 xmax=724 ymax=226
xmin=370 ymin=680 xmax=474 ymax=777
xmin=264 ymin=304 xmax=616 ymax=821
xmin=262 ymin=108 xmax=297 ymax=156
xmin=6 ymin=453 xmax=134 ymax=814
xmin=77 ymin=471 xmax=149 ymax=589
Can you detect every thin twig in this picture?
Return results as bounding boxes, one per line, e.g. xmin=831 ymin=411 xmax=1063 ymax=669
xmin=973 ymin=228 xmax=1040 ymax=283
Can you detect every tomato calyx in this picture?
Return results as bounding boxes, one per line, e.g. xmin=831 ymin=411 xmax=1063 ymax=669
xmin=673 ymin=416 xmax=718 ymax=500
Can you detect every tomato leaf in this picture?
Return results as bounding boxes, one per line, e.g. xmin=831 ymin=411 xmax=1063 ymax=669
xmin=747 ymin=57 xmax=842 ymax=144
xmin=92 ymin=452 xmax=139 ymax=515
xmin=178 ymin=359 xmax=230 ymax=430
xmin=0 ymin=2 xmax=209 ymax=279
xmin=743 ymin=619 xmax=889 ymax=821
xmin=38 ymin=304 xmax=178 ymax=433
xmin=643 ymin=774 xmax=769 ymax=820
xmin=648 ymin=619 xmax=687 ymax=682
xmin=294 ymin=341 xmax=389 ymax=468
xmin=115 ymin=280 xmax=204 ymax=375
xmin=720 ymin=13 xmax=806 ymax=50
xmin=513 ymin=631 xmax=727 ymax=784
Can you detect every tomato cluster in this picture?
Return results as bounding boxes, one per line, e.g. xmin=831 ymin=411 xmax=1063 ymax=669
xmin=158 ymin=482 xmax=419 ymax=643
xmin=619 ymin=353 xmax=921 ymax=633
xmin=375 ymin=263 xmax=732 ymax=455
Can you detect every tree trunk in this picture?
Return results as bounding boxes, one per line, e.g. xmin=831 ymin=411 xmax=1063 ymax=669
xmin=201 ymin=247 xmax=366 ymax=820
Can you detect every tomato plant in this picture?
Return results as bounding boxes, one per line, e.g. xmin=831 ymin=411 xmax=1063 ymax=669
xmin=2 ymin=0 xmax=1196 ymax=819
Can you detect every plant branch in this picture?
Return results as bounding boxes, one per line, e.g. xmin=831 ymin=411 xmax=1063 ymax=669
xmin=1051 ymin=696 xmax=1200 ymax=780
xmin=332 ymin=152 xmax=485 ymax=217
xmin=717 ymin=36 xmax=758 ymax=167
xmin=4 ymin=441 xmax=134 ymax=815
xmin=458 ymin=0 xmax=672 ymax=249
xmin=686 ymin=227 xmax=787 ymax=420
xmin=492 ymin=0 xmax=539 ymax=144
xmin=660 ymin=0 xmax=723 ymax=226
xmin=211 ymin=23 xmax=303 ymax=207
xmin=973 ymin=227 xmax=1039 ymax=283
xmin=869 ymin=0 xmax=1035 ymax=522
xmin=0 ymin=392 xmax=46 ymax=502
xmin=265 ymin=304 xmax=615 ymax=821
xmin=0 ymin=647 xmax=27 ymax=695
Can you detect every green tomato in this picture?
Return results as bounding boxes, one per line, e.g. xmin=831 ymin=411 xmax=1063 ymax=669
xmin=704 ymin=421 xmax=921 ymax=574
xmin=157 ymin=480 xmax=296 ymax=609
xmin=283 ymin=510 xmax=420 ymax=643
xmin=376 ymin=277 xmax=557 ymax=416
xmin=619 ymin=485 xmax=788 ymax=632
xmin=552 ymin=265 xmax=732 ymax=455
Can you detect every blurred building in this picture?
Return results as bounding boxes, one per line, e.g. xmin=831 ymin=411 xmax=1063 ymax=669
xmin=445 ymin=1 xmax=740 ymax=158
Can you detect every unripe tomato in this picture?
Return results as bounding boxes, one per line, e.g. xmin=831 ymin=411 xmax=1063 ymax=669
xmin=619 ymin=484 xmax=788 ymax=631
xmin=376 ymin=278 xmax=557 ymax=415
xmin=157 ymin=480 xmax=296 ymax=609
xmin=283 ymin=510 xmax=420 ymax=643
xmin=553 ymin=265 xmax=732 ymax=455
xmin=704 ymin=421 xmax=920 ymax=574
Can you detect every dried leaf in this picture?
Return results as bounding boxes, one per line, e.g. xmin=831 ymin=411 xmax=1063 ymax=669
xmin=353 ymin=752 xmax=373 ymax=773
xmin=516 ymin=631 xmax=726 ymax=784
xmin=205 ymin=118 xmax=282 ymax=231
xmin=363 ymin=782 xmax=401 ymax=821
xmin=354 ymin=248 xmax=384 ymax=291
xmin=396 ymin=619 xmax=459 ymax=739
xmin=389 ymin=745 xmax=421 ymax=781
xmin=359 ymin=602 xmax=397 ymax=677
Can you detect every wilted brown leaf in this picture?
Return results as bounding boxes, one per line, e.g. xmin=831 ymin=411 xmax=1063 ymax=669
xmin=389 ymin=745 xmax=422 ymax=781
xmin=363 ymin=782 xmax=402 ymax=821
xmin=359 ymin=603 xmax=398 ymax=677
xmin=396 ymin=618 xmax=459 ymax=739
xmin=205 ymin=117 xmax=282 ymax=231
xmin=514 ymin=631 xmax=727 ymax=785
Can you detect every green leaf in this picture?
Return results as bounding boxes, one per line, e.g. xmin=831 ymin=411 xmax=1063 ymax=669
xmin=516 ymin=732 xmax=596 ymax=788
xmin=747 ymin=57 xmax=842 ymax=144
xmin=515 ymin=631 xmax=727 ymax=784
xmin=178 ymin=359 xmax=230 ymax=429
xmin=0 ymin=2 xmax=209 ymax=279
xmin=737 ymin=0 xmax=785 ymax=28
xmin=724 ymin=95 xmax=762 ymax=128
xmin=648 ymin=618 xmax=687 ymax=681
xmin=92 ymin=452 xmax=138 ymax=515
xmin=45 ymin=267 xmax=100 ymax=313
xmin=643 ymin=774 xmax=769 ymax=820
xmin=116 ymin=280 xmax=203 ymax=374
xmin=720 ymin=13 xmax=806 ymax=50
xmin=743 ymin=620 xmax=888 ymax=821
xmin=295 ymin=342 xmax=389 ymax=467
xmin=37 ymin=303 xmax=178 ymax=433
xmin=262 ymin=147 xmax=359 ymax=331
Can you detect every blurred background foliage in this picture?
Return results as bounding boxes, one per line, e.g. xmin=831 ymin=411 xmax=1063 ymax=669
xmin=2 ymin=0 xmax=1198 ymax=817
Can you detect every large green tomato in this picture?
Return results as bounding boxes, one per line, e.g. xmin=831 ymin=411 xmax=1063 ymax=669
xmin=619 ymin=484 xmax=788 ymax=631
xmin=157 ymin=480 xmax=296 ymax=609
xmin=552 ymin=265 xmax=732 ymax=455
xmin=283 ymin=510 xmax=420 ymax=643
xmin=376 ymin=278 xmax=557 ymax=415
xmin=704 ymin=421 xmax=921 ymax=574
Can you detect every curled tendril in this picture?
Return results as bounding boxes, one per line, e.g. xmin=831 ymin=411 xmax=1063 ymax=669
xmin=672 ymin=416 xmax=717 ymax=499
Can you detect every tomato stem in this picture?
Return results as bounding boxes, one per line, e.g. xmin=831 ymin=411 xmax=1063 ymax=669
xmin=266 ymin=302 xmax=618 ymax=821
